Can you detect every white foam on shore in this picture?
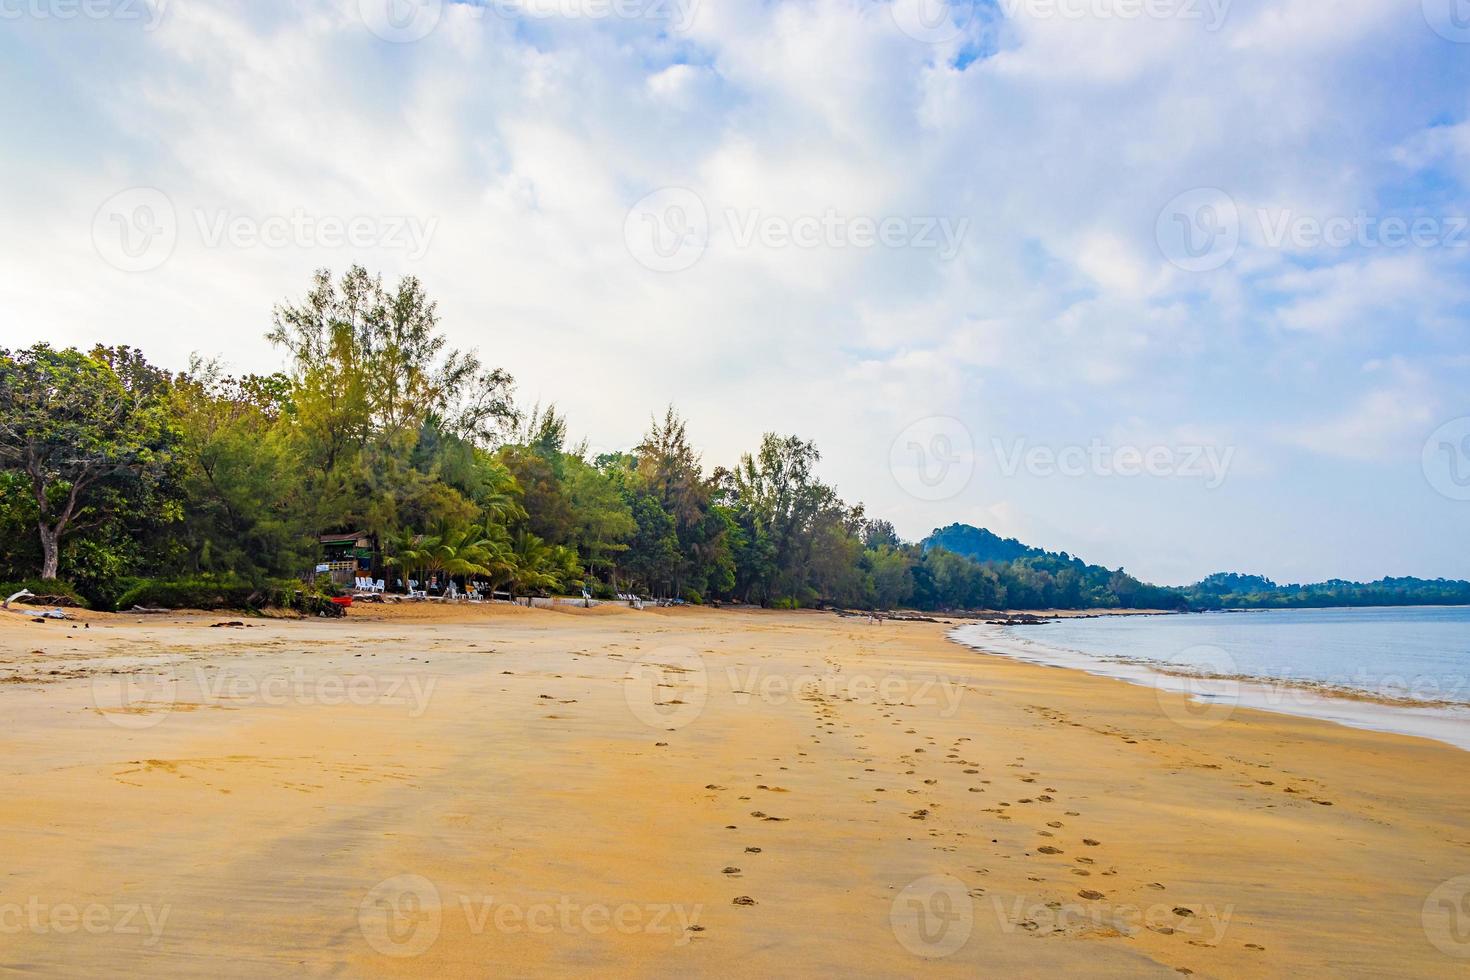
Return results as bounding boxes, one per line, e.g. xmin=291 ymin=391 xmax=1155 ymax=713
xmin=950 ymin=623 xmax=1470 ymax=753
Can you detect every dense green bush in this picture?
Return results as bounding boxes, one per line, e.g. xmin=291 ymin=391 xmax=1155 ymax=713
xmin=0 ymin=578 xmax=88 ymax=608
xmin=112 ymin=576 xmax=343 ymax=616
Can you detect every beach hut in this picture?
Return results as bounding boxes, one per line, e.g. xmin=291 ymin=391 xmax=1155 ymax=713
xmin=318 ymin=530 xmax=378 ymax=585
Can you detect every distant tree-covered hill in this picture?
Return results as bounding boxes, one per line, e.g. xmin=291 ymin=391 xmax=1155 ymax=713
xmin=923 ymin=524 xmax=1050 ymax=563
xmin=1181 ymin=575 xmax=1470 ymax=610
xmin=919 ymin=525 xmax=1470 ymax=612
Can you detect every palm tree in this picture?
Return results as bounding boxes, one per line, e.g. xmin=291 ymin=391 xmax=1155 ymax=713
xmin=507 ymin=529 xmax=581 ymax=597
xmin=479 ymin=457 xmax=528 ymax=528
xmin=385 ymin=523 xmax=500 ymax=593
xmin=383 ymin=527 xmax=428 ymax=592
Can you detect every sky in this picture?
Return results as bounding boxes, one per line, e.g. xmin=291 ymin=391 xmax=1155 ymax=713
xmin=1 ymin=0 xmax=1468 ymax=586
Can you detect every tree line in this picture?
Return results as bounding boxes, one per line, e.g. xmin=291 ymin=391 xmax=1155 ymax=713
xmin=3 ymin=267 xmax=1464 ymax=613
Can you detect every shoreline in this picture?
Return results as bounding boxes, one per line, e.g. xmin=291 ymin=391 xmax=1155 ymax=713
xmin=950 ymin=621 xmax=1470 ymax=753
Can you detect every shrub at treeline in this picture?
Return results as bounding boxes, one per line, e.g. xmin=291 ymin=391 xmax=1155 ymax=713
xmin=3 ymin=267 xmax=1467 ymax=613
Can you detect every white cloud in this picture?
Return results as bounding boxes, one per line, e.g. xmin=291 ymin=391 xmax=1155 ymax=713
xmin=1274 ymin=362 xmax=1439 ymax=461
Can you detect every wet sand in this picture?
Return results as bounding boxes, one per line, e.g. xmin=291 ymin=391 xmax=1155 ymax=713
xmin=1 ymin=604 xmax=1468 ymax=977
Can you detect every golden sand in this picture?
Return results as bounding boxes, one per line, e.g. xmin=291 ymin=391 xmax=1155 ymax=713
xmin=1 ymin=604 xmax=1467 ymax=977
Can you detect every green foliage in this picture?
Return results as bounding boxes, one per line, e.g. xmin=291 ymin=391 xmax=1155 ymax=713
xmin=0 ymin=578 xmax=87 ymax=607
xmin=0 ymin=344 xmax=181 ymax=583
xmin=8 ymin=270 xmax=1464 ymax=616
xmin=112 ymin=575 xmax=341 ymax=614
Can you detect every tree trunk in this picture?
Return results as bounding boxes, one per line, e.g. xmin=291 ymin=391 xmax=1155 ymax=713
xmin=39 ymin=524 xmax=60 ymax=580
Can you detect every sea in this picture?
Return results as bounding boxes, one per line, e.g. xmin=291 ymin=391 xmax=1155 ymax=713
xmin=950 ymin=606 xmax=1470 ymax=751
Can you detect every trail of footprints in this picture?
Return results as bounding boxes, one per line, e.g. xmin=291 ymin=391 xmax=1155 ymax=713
xmin=691 ymin=654 xmax=1264 ymax=972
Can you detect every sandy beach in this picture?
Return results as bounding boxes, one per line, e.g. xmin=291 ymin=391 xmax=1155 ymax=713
xmin=2 ymin=603 xmax=1468 ymax=977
